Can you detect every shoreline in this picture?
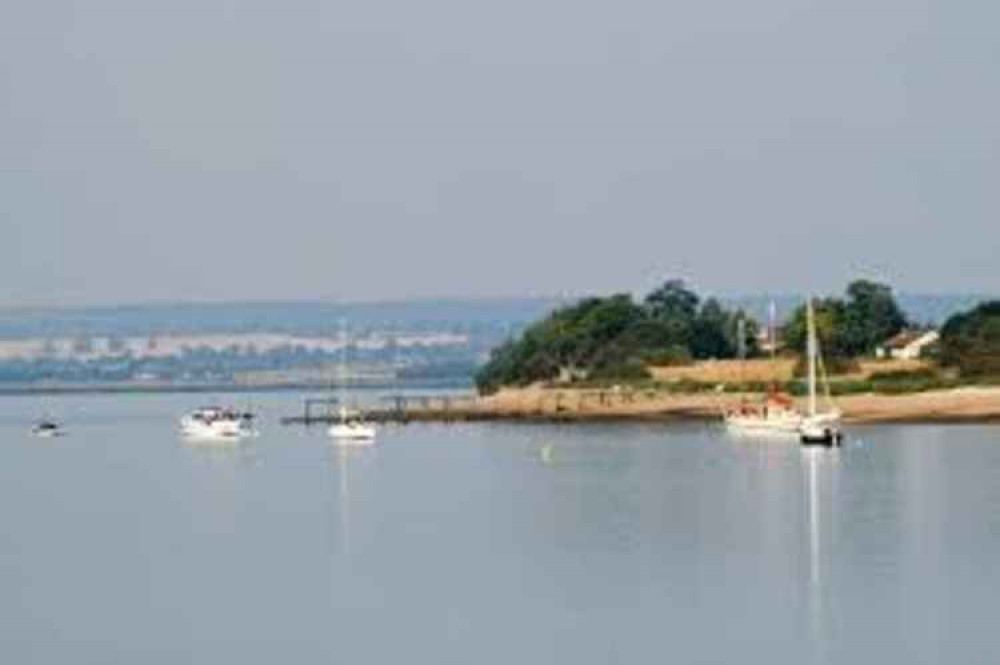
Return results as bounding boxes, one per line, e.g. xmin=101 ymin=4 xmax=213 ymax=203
xmin=5 ymin=380 xmax=1000 ymax=425
xmin=394 ymin=386 xmax=1000 ymax=425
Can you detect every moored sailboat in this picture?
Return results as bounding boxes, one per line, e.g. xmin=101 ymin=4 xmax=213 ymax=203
xmin=799 ymin=298 xmax=843 ymax=447
xmin=328 ymin=406 xmax=377 ymax=442
xmin=328 ymin=323 xmax=377 ymax=444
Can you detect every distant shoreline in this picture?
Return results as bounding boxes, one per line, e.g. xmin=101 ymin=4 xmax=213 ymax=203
xmin=0 ymin=378 xmax=473 ymax=398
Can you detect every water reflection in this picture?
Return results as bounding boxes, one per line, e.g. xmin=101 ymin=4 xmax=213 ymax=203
xmin=180 ymin=433 xmax=260 ymax=469
xmin=6 ymin=392 xmax=1000 ymax=665
xmin=327 ymin=443 xmax=377 ymax=558
xmin=802 ymin=446 xmax=840 ymax=656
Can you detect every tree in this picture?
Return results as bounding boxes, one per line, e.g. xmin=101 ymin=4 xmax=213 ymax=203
xmin=839 ymin=280 xmax=908 ymax=356
xmin=645 ymin=279 xmax=699 ymax=320
xmin=475 ymin=281 xmax=758 ymax=393
xmin=643 ymin=279 xmax=700 ymax=349
xmin=691 ymin=299 xmax=732 ymax=359
xmin=474 ymin=294 xmax=647 ymax=393
xmin=782 ymin=281 xmax=907 ymax=358
xmin=940 ymin=301 xmax=1000 ymax=377
xmin=782 ymin=298 xmax=848 ymax=357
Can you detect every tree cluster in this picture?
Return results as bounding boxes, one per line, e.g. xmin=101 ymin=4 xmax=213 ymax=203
xmin=782 ymin=280 xmax=908 ymax=358
xmin=939 ymin=301 xmax=1000 ymax=377
xmin=475 ymin=280 xmax=756 ymax=394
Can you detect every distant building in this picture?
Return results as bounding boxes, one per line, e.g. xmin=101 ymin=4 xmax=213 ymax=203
xmin=756 ymin=329 xmax=784 ymax=356
xmin=877 ymin=330 xmax=940 ymax=360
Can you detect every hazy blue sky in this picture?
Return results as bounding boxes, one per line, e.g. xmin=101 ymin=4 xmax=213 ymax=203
xmin=1 ymin=0 xmax=997 ymax=306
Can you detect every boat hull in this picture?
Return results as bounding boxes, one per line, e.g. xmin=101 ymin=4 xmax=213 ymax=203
xmin=31 ymin=427 xmax=65 ymax=438
xmin=180 ymin=411 xmax=256 ymax=441
xmin=328 ymin=424 xmax=377 ymax=442
xmin=725 ymin=414 xmax=803 ymax=435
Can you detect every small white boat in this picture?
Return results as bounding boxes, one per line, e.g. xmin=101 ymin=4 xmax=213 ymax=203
xmin=799 ymin=299 xmax=843 ymax=447
xmin=180 ymin=406 xmax=257 ymax=440
xmin=328 ymin=407 xmax=376 ymax=442
xmin=31 ymin=420 xmax=66 ymax=438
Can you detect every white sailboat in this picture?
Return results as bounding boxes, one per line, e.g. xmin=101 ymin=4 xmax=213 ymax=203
xmin=328 ymin=323 xmax=377 ymax=444
xmin=328 ymin=406 xmax=377 ymax=442
xmin=799 ymin=298 xmax=844 ymax=446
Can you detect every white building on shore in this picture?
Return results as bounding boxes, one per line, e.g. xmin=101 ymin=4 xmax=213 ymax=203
xmin=876 ymin=330 xmax=940 ymax=360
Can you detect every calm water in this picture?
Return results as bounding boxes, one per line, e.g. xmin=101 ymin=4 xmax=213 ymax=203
xmin=2 ymin=392 xmax=999 ymax=664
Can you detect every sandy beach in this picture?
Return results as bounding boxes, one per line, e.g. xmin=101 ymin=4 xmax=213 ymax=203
xmin=409 ymin=385 xmax=1000 ymax=424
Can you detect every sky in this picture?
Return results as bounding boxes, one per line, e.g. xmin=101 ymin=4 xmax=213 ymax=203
xmin=1 ymin=0 xmax=997 ymax=306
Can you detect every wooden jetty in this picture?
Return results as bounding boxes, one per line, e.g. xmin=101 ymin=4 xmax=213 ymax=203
xmin=280 ymin=393 xmax=482 ymax=425
xmin=279 ymin=387 xmax=723 ymax=425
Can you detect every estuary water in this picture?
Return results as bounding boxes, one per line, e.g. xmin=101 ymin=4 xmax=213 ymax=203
xmin=2 ymin=392 xmax=999 ymax=664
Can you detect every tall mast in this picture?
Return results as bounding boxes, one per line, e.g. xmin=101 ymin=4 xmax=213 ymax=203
xmin=737 ymin=317 xmax=747 ymax=360
xmin=339 ymin=318 xmax=348 ymax=411
xmin=737 ymin=316 xmax=746 ymax=385
xmin=769 ymin=300 xmax=777 ymax=361
xmin=806 ymin=298 xmax=817 ymax=417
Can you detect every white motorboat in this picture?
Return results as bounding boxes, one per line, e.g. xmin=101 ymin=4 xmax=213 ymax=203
xmin=31 ymin=420 xmax=66 ymax=438
xmin=328 ymin=407 xmax=376 ymax=443
xmin=180 ymin=406 xmax=257 ymax=440
xmin=799 ymin=299 xmax=843 ymax=447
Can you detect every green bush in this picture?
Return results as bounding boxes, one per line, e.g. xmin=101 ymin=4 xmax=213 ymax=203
xmin=642 ymin=346 xmax=693 ymax=367
xmin=867 ymin=367 xmax=939 ymax=383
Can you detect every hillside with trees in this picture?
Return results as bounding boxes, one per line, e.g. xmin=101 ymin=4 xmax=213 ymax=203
xmin=475 ymin=278 xmax=939 ymax=395
xmin=475 ymin=280 xmax=756 ymax=394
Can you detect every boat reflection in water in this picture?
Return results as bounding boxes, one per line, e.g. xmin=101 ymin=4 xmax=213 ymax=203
xmin=802 ymin=445 xmax=840 ymax=651
xmin=327 ymin=442 xmax=377 ymax=559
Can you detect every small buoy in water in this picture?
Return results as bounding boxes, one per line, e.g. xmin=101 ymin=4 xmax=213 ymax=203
xmin=540 ymin=445 xmax=554 ymax=465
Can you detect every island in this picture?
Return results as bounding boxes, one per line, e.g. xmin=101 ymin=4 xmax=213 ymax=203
xmin=402 ymin=280 xmax=1000 ymax=424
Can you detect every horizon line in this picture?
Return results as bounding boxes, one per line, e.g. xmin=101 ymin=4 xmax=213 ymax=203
xmin=1 ymin=289 xmax=997 ymax=314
